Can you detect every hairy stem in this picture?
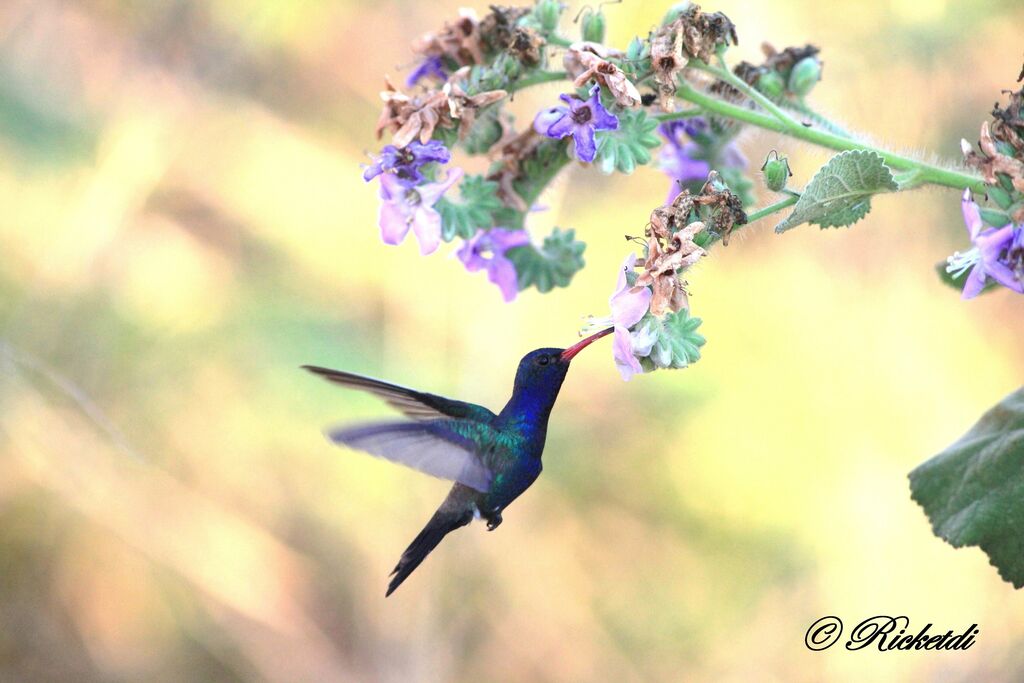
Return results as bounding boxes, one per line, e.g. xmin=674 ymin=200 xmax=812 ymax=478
xmin=694 ymin=54 xmax=796 ymax=126
xmin=674 ymin=82 xmax=987 ymax=193
xmin=744 ymin=194 xmax=800 ymax=223
xmin=509 ymin=70 xmax=568 ymax=94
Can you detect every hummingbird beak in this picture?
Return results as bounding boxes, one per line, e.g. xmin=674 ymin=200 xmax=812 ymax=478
xmin=560 ymin=327 xmax=614 ymax=362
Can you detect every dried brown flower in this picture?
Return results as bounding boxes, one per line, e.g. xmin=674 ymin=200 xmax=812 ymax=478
xmin=963 ymin=122 xmax=1024 ymax=196
xmin=486 ymin=128 xmax=546 ymax=211
xmin=413 ymin=8 xmax=485 ymax=67
xmin=990 ymin=70 xmax=1024 ymax=157
xmin=760 ymin=43 xmax=820 ymax=75
xmin=650 ymin=5 xmax=738 ymax=109
xmin=479 ymin=5 xmax=533 ymax=52
xmin=566 ymin=43 xmax=641 ymax=108
xmin=637 ymin=220 xmax=706 ymax=315
xmin=376 ymin=74 xmax=506 ymax=147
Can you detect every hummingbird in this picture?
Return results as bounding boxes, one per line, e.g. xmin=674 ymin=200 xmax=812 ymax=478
xmin=302 ymin=327 xmax=613 ymax=596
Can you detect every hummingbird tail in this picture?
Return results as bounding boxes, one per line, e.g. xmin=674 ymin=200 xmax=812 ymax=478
xmin=386 ymin=502 xmax=474 ymax=597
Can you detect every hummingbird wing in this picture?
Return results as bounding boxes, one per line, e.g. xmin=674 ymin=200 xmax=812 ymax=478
xmin=302 ymin=366 xmax=496 ymax=422
xmin=326 ymin=420 xmax=493 ymax=492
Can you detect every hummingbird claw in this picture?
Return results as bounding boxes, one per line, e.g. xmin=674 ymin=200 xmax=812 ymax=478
xmin=485 ymin=511 xmax=503 ymax=531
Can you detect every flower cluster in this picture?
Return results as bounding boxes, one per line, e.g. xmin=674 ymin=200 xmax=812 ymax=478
xmin=950 ymin=71 xmax=1024 ymax=298
xmin=362 ymin=0 xmax=1022 ymax=382
xmin=947 ymin=191 xmax=1024 ymax=298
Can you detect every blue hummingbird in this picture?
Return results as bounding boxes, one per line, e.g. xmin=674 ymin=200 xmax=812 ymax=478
xmin=303 ymin=327 xmax=613 ymax=596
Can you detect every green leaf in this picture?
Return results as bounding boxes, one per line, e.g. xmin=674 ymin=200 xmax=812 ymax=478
xmin=775 ymin=150 xmax=897 ymax=233
xmin=635 ymin=309 xmax=706 ymax=372
xmin=506 ymin=228 xmax=586 ymax=293
xmin=594 ymin=109 xmax=661 ymax=175
xmin=910 ymin=387 xmax=1024 ymax=588
xmin=436 ymin=175 xmax=503 ymax=241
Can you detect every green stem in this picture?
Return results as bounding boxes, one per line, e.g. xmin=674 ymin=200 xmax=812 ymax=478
xmin=675 ymin=82 xmax=987 ymax=193
xmin=546 ymin=34 xmax=573 ymax=48
xmin=781 ymin=99 xmax=852 ymax=137
xmin=744 ymin=194 xmax=800 ymax=223
xmin=508 ymin=70 xmax=568 ymax=94
xmin=653 ymin=109 xmax=704 ymax=122
xmin=694 ymin=54 xmax=796 ymax=126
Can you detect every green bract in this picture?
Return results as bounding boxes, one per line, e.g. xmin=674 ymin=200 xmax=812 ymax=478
xmin=775 ymin=150 xmax=897 ymax=232
xmin=580 ymin=8 xmax=606 ymax=43
xmin=635 ymin=310 xmax=706 ymax=371
xmin=594 ymin=109 xmax=661 ymax=175
xmin=910 ymin=387 xmax=1024 ymax=588
xmin=506 ymin=228 xmax=586 ymax=293
xmin=787 ymin=57 xmax=822 ymax=97
xmin=436 ymin=175 xmax=504 ymax=241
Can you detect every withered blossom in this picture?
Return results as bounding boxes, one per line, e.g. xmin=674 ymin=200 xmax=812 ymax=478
xmin=412 ymin=8 xmax=485 ymax=67
xmin=650 ymin=5 xmax=738 ymax=109
xmin=486 ymin=128 xmax=545 ymax=211
xmin=442 ymin=70 xmax=507 ymax=138
xmin=963 ymin=123 xmax=1024 ymax=197
xmin=478 ymin=5 xmax=533 ymax=53
xmin=962 ymin=67 xmax=1024 ymax=214
xmin=650 ymin=172 xmax=747 ymax=245
xmin=637 ymin=220 xmax=706 ymax=316
xmin=376 ymin=74 xmax=505 ymax=148
xmin=565 ymin=43 xmax=641 ymax=108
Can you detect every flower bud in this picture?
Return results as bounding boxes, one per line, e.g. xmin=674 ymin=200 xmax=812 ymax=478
xmin=580 ymin=8 xmax=606 ymax=43
xmin=660 ymin=2 xmax=694 ymax=26
xmin=987 ymin=185 xmax=1013 ymax=209
xmin=534 ymin=0 xmax=563 ymax=32
xmin=787 ymin=57 xmax=822 ymax=97
xmin=756 ymin=70 xmax=786 ymax=100
xmin=760 ymin=151 xmax=792 ymax=192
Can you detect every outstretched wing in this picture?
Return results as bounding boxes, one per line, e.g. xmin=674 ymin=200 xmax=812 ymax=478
xmin=302 ymin=365 xmax=496 ymax=422
xmin=327 ymin=421 xmax=492 ymax=492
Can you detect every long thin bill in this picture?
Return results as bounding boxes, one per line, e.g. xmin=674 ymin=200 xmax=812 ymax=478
xmin=560 ymin=327 xmax=614 ymax=361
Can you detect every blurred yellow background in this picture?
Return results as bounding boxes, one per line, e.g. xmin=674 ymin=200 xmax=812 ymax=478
xmin=1 ymin=0 xmax=1023 ymax=681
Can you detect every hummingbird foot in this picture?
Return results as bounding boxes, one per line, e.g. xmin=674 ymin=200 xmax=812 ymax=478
xmin=485 ymin=510 xmax=503 ymax=531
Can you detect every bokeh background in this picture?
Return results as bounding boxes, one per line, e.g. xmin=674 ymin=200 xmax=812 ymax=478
xmin=1 ymin=0 xmax=1022 ymax=681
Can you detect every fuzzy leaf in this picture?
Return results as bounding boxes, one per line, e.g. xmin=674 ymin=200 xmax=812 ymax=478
xmin=594 ymin=109 xmax=661 ymax=175
xmin=436 ymin=175 xmax=503 ymax=241
xmin=910 ymin=387 xmax=1024 ymax=588
xmin=775 ymin=150 xmax=897 ymax=233
xmin=635 ymin=310 xmax=706 ymax=371
xmin=506 ymin=228 xmax=585 ymax=293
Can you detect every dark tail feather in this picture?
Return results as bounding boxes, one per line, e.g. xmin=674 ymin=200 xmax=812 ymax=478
xmin=386 ymin=506 xmax=472 ymax=597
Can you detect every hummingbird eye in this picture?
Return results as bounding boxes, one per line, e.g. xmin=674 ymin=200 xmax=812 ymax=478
xmin=536 ymin=355 xmax=550 ymax=366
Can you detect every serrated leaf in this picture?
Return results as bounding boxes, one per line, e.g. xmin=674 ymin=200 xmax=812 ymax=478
xmin=775 ymin=150 xmax=897 ymax=233
xmin=506 ymin=228 xmax=586 ymax=293
xmin=910 ymin=387 xmax=1024 ymax=588
xmin=436 ymin=175 xmax=503 ymax=241
xmin=635 ymin=309 xmax=706 ymax=372
xmin=594 ymin=109 xmax=661 ymax=175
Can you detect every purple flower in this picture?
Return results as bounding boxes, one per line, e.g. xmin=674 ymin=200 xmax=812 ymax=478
xmin=948 ymin=190 xmax=1024 ymax=299
xmin=363 ymin=140 xmax=451 ymax=186
xmin=379 ymin=168 xmax=463 ymax=255
xmin=608 ymin=253 xmax=652 ymax=380
xmin=658 ymin=119 xmax=746 ymax=201
xmin=533 ymin=84 xmax=618 ymax=163
xmin=406 ymin=56 xmax=447 ymax=87
xmin=457 ymin=228 xmax=530 ymax=302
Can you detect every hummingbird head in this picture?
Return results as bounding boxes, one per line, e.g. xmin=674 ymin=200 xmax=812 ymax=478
xmin=510 ymin=328 xmax=614 ymax=392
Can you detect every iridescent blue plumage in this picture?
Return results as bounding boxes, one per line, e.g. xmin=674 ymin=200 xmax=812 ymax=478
xmin=302 ymin=328 xmax=612 ymax=596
